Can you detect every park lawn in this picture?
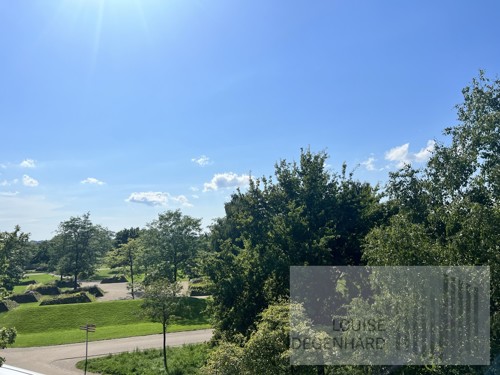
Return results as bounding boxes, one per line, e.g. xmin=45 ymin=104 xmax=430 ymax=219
xmin=0 ymin=298 xmax=210 ymax=347
xmin=11 ymin=273 xmax=59 ymax=294
xmin=76 ymin=344 xmax=211 ymax=375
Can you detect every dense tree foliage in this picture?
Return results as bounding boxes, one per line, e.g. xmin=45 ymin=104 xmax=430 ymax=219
xmin=140 ymin=210 xmax=202 ymax=283
xmin=0 ymin=226 xmax=30 ymax=296
xmin=205 ymin=149 xmax=383 ymax=341
xmin=52 ymin=213 xmax=113 ymax=289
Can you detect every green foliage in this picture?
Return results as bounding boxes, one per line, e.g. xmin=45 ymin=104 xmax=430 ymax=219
xmin=363 ymin=71 xmax=500 ymax=371
xmin=0 ymin=226 xmax=30 ymax=296
xmin=140 ymin=210 xmax=202 ymax=283
xmin=141 ymin=279 xmax=186 ymax=372
xmin=51 ymin=213 xmax=113 ymax=289
xmin=76 ymin=344 xmax=211 ymax=375
xmin=0 ymin=326 xmax=16 ymax=366
xmin=205 ymin=149 xmax=382 ymax=340
xmin=40 ymin=291 xmax=94 ymax=305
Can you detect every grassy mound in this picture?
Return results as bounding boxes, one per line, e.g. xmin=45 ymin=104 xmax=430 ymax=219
xmin=0 ymin=297 xmax=210 ymax=347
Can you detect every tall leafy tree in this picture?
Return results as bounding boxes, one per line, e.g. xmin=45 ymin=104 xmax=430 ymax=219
xmin=141 ymin=210 xmax=202 ymax=283
xmin=0 ymin=226 xmax=30 ymax=295
xmin=52 ymin=213 xmax=112 ymax=289
xmin=205 ymin=149 xmax=382 ymax=340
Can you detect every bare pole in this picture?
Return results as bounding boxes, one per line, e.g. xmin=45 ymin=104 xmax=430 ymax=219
xmin=84 ymin=323 xmax=89 ymax=375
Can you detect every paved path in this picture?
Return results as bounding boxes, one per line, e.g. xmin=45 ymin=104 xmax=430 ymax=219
xmin=3 ymin=329 xmax=213 ymax=375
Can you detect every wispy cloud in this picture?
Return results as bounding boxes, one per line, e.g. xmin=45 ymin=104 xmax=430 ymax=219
xmin=191 ymin=155 xmax=212 ymax=167
xmin=362 ymin=140 xmax=436 ymax=171
xmin=20 ymin=159 xmax=36 ymax=168
xmin=383 ymin=140 xmax=436 ymax=168
xmin=22 ymin=175 xmax=39 ymax=187
xmin=81 ymin=177 xmax=105 ymax=185
xmin=125 ymin=192 xmax=192 ymax=207
xmin=0 ymin=191 xmax=19 ymax=197
xmin=385 ymin=143 xmax=411 ymax=168
xmin=414 ymin=140 xmax=435 ymax=162
xmin=203 ymin=172 xmax=250 ymax=192
xmin=361 ymin=157 xmax=376 ymax=171
xmin=0 ymin=179 xmax=18 ymax=187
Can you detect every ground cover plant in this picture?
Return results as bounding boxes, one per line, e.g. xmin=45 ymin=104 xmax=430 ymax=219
xmin=76 ymin=344 xmax=210 ymax=375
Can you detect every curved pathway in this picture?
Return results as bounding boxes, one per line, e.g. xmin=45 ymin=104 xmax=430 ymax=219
xmin=3 ymin=329 xmax=213 ymax=375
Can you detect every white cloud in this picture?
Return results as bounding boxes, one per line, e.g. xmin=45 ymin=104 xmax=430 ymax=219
xmin=190 ymin=186 xmax=199 ymax=192
xmin=191 ymin=155 xmax=212 ymax=166
xmin=170 ymin=194 xmax=193 ymax=207
xmin=0 ymin=179 xmax=18 ymax=187
xmin=20 ymin=159 xmax=36 ymax=168
xmin=203 ymin=172 xmax=250 ymax=192
xmin=22 ymin=175 xmax=39 ymax=187
xmin=361 ymin=157 xmax=376 ymax=171
xmin=384 ymin=140 xmax=436 ymax=168
xmin=385 ymin=143 xmax=410 ymax=168
xmin=81 ymin=177 xmax=105 ymax=185
xmin=191 ymin=194 xmax=199 ymax=199
xmin=0 ymin=191 xmax=19 ymax=197
xmin=414 ymin=140 xmax=436 ymax=162
xmin=126 ymin=192 xmax=192 ymax=207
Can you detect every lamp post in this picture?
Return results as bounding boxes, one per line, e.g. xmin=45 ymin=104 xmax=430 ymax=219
xmin=79 ymin=323 xmax=96 ymax=375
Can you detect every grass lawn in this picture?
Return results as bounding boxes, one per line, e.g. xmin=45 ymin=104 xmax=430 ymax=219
xmin=76 ymin=343 xmax=211 ymax=375
xmin=11 ymin=273 xmax=59 ymax=294
xmin=0 ymin=298 xmax=210 ymax=347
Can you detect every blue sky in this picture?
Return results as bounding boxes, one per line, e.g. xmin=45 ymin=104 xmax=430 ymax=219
xmin=1 ymin=0 xmax=499 ymax=240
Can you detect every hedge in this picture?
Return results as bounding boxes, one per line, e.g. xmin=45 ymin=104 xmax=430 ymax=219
xmin=101 ymin=275 xmax=127 ymax=284
xmin=9 ymin=292 xmax=42 ymax=304
xmin=40 ymin=292 xmax=94 ymax=306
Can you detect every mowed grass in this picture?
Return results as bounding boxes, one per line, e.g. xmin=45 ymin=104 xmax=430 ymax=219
xmin=76 ymin=344 xmax=211 ymax=375
xmin=12 ymin=273 xmax=59 ymax=294
xmin=0 ymin=298 xmax=210 ymax=347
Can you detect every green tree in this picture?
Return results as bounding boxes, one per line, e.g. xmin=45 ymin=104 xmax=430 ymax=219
xmin=107 ymin=238 xmax=142 ymax=299
xmin=0 ymin=327 xmax=16 ymax=366
xmin=141 ymin=210 xmax=202 ymax=283
xmin=0 ymin=226 xmax=30 ymax=295
xmin=141 ymin=279 xmax=183 ymax=373
xmin=205 ymin=149 xmax=382 ymax=341
xmin=52 ymin=213 xmax=112 ymax=289
xmin=363 ymin=72 xmax=500 ymax=373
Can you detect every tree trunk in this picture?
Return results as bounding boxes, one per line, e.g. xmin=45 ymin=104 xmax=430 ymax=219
xmin=162 ymin=322 xmax=168 ymax=373
xmin=129 ymin=255 xmax=134 ymax=299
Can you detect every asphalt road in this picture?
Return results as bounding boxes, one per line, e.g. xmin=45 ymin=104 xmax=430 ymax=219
xmin=3 ymin=329 xmax=213 ymax=375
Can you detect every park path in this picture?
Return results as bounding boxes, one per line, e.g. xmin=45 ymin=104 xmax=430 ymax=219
xmin=3 ymin=329 xmax=213 ymax=375
xmin=79 ymin=281 xmax=191 ymax=301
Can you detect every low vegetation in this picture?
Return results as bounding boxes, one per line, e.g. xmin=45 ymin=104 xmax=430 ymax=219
xmin=76 ymin=344 xmax=211 ymax=375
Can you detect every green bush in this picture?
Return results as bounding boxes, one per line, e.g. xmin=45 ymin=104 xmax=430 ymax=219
xmin=63 ymin=285 xmax=104 ymax=297
xmin=101 ymin=275 xmax=128 ymax=283
xmin=26 ymin=283 xmax=60 ymax=295
xmin=40 ymin=292 xmax=94 ymax=306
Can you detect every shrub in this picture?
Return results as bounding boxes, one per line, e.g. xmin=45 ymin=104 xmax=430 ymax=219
xmin=0 ymin=300 xmax=19 ymax=312
xmin=9 ymin=292 xmax=41 ymax=304
xmin=101 ymin=275 xmax=127 ymax=283
xmin=189 ymin=282 xmax=214 ymax=296
xmin=55 ymin=279 xmax=79 ymax=288
xmin=40 ymin=292 xmax=94 ymax=306
xmin=62 ymin=285 xmax=104 ymax=298
xmin=17 ymin=279 xmax=37 ymax=286
xmin=26 ymin=284 xmax=60 ymax=295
